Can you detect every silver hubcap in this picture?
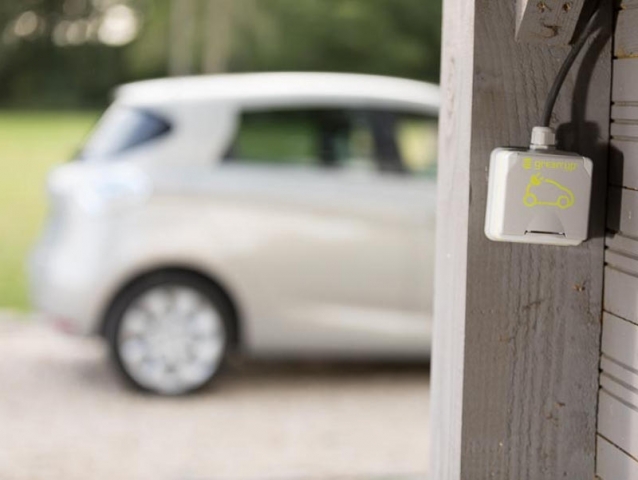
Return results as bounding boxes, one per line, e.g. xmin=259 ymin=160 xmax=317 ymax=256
xmin=117 ymin=285 xmax=225 ymax=394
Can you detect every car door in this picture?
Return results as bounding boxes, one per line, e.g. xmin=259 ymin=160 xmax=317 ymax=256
xmin=216 ymin=106 xmax=437 ymax=358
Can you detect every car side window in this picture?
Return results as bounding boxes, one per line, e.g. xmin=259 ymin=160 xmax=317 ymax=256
xmin=395 ymin=113 xmax=438 ymax=177
xmin=224 ymin=108 xmax=379 ymax=171
xmin=78 ymin=106 xmax=171 ymax=160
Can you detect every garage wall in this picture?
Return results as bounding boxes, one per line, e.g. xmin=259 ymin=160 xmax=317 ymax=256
xmin=597 ymin=2 xmax=638 ymax=479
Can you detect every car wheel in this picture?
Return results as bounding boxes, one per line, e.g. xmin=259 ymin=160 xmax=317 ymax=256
xmin=105 ymin=272 xmax=231 ymax=395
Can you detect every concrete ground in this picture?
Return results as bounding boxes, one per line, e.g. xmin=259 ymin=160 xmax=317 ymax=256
xmin=0 ymin=316 xmax=430 ymax=480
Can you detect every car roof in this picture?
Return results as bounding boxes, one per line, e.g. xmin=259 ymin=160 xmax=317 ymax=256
xmin=115 ymin=72 xmax=440 ymax=112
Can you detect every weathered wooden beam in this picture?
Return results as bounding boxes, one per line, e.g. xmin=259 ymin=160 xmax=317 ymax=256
xmin=516 ymin=0 xmax=586 ymax=45
xmin=431 ymin=0 xmax=612 ymax=478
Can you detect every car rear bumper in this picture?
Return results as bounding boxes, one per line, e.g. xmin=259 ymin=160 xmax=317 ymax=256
xmin=28 ymin=237 xmax=105 ymax=337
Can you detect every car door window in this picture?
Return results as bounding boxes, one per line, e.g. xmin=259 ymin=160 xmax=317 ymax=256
xmin=394 ymin=113 xmax=438 ymax=177
xmin=226 ymin=110 xmax=318 ymax=165
xmin=225 ymin=108 xmax=378 ymax=171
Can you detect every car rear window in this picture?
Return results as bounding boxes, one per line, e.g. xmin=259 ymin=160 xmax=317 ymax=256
xmin=78 ymin=106 xmax=171 ymax=160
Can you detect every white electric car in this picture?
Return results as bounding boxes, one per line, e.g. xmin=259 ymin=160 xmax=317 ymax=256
xmin=29 ymin=72 xmax=439 ymax=395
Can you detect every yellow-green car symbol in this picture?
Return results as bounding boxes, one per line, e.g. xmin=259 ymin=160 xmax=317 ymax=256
xmin=523 ymin=173 xmax=575 ymax=209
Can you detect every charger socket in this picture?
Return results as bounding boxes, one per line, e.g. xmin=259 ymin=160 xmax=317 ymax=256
xmin=485 ymin=147 xmax=593 ymax=246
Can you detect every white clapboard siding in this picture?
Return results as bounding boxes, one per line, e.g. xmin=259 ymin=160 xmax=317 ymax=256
xmin=600 ymin=357 xmax=638 ymax=391
xmin=613 ymin=59 xmax=638 ymax=103
xmin=610 ymin=62 xmax=638 ymax=189
xmin=599 ymin=11 xmax=638 ymax=474
xmin=606 ymin=233 xmax=638 ymax=256
xmin=601 ymin=313 xmax=638 ymax=365
xmin=598 ymin=313 xmax=638 ymax=464
xmin=612 ymin=105 xmax=638 ymax=121
xmin=607 ymin=187 xmax=638 ymax=237
xmin=604 ymin=268 xmax=638 ymax=324
xmin=598 ymin=391 xmax=638 ymax=461
xmin=611 ymin=123 xmax=638 ymax=140
xmin=597 ymin=436 xmax=638 ymax=480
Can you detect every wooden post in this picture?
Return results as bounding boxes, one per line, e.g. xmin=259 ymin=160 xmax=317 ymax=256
xmin=430 ymin=0 xmax=612 ymax=478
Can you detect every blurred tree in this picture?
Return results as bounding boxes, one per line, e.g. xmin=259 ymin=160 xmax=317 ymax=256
xmin=201 ymin=0 xmax=233 ymax=74
xmin=168 ymin=0 xmax=197 ymax=75
xmin=0 ymin=0 xmax=442 ymax=108
xmin=230 ymin=0 xmax=442 ymax=83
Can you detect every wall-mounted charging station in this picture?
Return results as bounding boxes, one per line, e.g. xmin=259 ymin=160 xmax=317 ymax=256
xmin=484 ymin=2 xmax=602 ymax=247
xmin=485 ymin=127 xmax=593 ymax=246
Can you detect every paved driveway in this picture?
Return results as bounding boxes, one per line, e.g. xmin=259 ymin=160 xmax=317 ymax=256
xmin=0 ymin=317 xmax=430 ymax=480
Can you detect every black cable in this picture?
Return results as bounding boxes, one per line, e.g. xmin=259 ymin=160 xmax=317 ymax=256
xmin=540 ymin=2 xmax=603 ymax=127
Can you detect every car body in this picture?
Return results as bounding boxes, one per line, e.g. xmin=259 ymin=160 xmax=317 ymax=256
xmin=29 ymin=72 xmax=439 ymax=393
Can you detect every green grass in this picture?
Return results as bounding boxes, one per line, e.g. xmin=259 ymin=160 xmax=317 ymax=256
xmin=0 ymin=110 xmax=99 ymax=310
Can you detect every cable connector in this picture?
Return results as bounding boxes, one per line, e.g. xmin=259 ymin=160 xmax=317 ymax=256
xmin=530 ymin=126 xmax=556 ymax=150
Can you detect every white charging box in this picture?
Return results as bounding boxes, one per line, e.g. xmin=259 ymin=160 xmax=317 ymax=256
xmin=485 ymin=147 xmax=593 ymax=246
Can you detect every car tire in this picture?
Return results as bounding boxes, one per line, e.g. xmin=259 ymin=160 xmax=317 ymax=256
xmin=104 ymin=271 xmax=233 ymax=395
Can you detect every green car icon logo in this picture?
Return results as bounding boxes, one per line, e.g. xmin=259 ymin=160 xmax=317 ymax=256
xmin=523 ymin=173 xmax=575 ymax=209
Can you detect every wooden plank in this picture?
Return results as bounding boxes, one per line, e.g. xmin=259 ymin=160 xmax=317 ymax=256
xmin=606 ymin=233 xmax=638 ymax=256
xmin=607 ymin=187 xmax=638 ymax=236
xmin=601 ymin=374 xmax=638 ymax=407
xmin=601 ymin=313 xmax=638 ymax=370
xmin=605 ymin=250 xmax=638 ymax=275
xmin=601 ymin=356 xmax=638 ymax=391
xmin=616 ymin=9 xmax=638 ymax=59
xmin=598 ymin=390 xmax=638 ymax=460
xmin=604 ymin=268 xmax=638 ymax=325
xmin=609 ymin=139 xmax=638 ymax=190
xmin=611 ymin=105 xmax=638 ymax=120
xmin=431 ymin=1 xmax=611 ymax=478
xmin=613 ymin=59 xmax=638 ymax=103
xmin=429 ymin=0 xmax=474 ymax=476
xmin=597 ymin=435 xmax=638 ymax=480
xmin=515 ymin=0 xmax=586 ymax=45
xmin=611 ymin=122 xmax=638 ymax=139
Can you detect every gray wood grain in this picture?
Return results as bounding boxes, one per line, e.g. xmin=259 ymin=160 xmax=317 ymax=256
xmin=516 ymin=0 xmax=586 ymax=45
xmin=597 ymin=436 xmax=638 ymax=480
xmin=431 ymin=1 xmax=612 ymax=479
xmin=604 ymin=267 xmax=638 ymax=325
xmin=616 ymin=8 xmax=638 ymax=59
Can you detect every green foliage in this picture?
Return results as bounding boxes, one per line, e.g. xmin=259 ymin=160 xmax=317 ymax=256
xmin=0 ymin=0 xmax=441 ymax=108
xmin=0 ymin=110 xmax=98 ymax=309
xmin=231 ymin=0 xmax=442 ymax=83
